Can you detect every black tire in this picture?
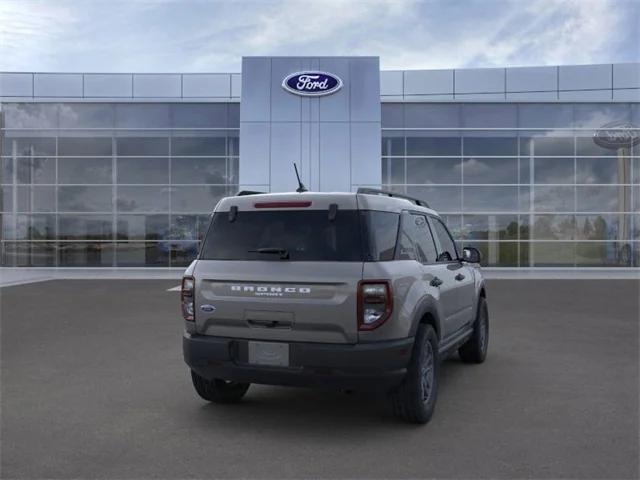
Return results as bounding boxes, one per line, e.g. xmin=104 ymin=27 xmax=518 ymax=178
xmin=458 ymin=296 xmax=489 ymax=364
xmin=190 ymin=370 xmax=250 ymax=404
xmin=391 ymin=324 xmax=439 ymax=424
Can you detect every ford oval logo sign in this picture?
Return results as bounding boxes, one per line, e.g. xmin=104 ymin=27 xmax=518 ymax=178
xmin=593 ymin=121 xmax=640 ymax=149
xmin=282 ymin=71 xmax=343 ymax=97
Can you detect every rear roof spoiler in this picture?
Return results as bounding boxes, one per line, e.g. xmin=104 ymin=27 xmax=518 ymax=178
xmin=236 ymin=190 xmax=266 ymax=196
xmin=357 ymin=188 xmax=430 ymax=208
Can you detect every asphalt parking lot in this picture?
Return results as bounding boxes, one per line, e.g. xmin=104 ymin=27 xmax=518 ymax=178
xmin=1 ymin=279 xmax=638 ymax=479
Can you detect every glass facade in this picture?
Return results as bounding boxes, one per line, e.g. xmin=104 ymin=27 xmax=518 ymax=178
xmin=382 ymin=103 xmax=640 ymax=267
xmin=1 ymin=100 xmax=638 ymax=268
xmin=0 ymin=103 xmax=239 ymax=267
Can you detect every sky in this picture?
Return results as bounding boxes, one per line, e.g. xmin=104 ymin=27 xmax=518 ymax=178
xmin=0 ymin=0 xmax=638 ymax=73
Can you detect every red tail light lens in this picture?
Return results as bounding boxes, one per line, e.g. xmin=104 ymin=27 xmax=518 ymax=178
xmin=181 ymin=276 xmax=195 ymax=321
xmin=358 ymin=280 xmax=393 ymax=331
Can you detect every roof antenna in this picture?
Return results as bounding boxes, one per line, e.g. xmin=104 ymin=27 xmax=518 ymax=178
xmin=293 ymin=163 xmax=308 ymax=193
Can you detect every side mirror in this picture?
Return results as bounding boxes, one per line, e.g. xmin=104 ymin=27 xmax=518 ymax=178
xmin=462 ymin=247 xmax=481 ymax=264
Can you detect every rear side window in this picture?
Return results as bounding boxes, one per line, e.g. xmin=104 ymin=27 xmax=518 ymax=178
xmin=397 ymin=212 xmax=438 ymax=263
xmin=430 ymin=217 xmax=458 ymax=261
xmin=200 ymin=210 xmax=363 ymax=261
xmin=360 ymin=210 xmax=399 ymax=261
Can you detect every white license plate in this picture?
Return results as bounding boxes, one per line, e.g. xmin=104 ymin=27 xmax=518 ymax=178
xmin=248 ymin=341 xmax=290 ymax=367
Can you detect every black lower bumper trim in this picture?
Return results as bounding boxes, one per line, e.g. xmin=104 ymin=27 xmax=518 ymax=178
xmin=183 ymin=333 xmax=414 ymax=390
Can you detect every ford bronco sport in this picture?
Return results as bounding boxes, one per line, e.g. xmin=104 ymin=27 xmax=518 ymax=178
xmin=182 ymin=188 xmax=488 ymax=424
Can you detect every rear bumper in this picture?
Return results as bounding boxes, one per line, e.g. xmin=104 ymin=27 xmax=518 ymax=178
xmin=183 ymin=333 xmax=414 ymax=391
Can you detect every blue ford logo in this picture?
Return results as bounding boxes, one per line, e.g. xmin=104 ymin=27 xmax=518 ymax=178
xmin=282 ymin=71 xmax=343 ymax=97
xmin=200 ymin=304 xmax=216 ymax=313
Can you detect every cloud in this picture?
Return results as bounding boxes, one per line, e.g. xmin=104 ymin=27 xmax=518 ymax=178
xmin=0 ymin=0 xmax=636 ymax=73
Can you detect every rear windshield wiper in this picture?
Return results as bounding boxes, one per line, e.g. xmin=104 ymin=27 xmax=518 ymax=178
xmin=248 ymin=247 xmax=290 ymax=260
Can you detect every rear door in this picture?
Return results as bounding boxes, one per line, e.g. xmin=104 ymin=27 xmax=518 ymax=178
xmin=193 ymin=200 xmax=363 ymax=344
xmin=428 ymin=216 xmax=475 ymax=336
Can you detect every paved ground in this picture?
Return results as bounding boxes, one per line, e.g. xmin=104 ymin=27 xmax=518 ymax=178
xmin=1 ymin=279 xmax=638 ymax=479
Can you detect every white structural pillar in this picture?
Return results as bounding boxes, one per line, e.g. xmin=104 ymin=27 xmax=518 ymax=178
xmin=239 ymin=56 xmax=381 ymax=193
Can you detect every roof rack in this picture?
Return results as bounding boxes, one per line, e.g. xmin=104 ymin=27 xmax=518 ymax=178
xmin=236 ymin=190 xmax=266 ymax=196
xmin=356 ymin=187 xmax=430 ymax=208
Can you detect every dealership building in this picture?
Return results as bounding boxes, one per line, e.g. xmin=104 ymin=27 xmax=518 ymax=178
xmin=0 ymin=57 xmax=638 ymax=269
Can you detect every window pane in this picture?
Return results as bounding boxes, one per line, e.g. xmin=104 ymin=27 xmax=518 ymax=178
xmin=115 ymin=242 xmax=169 ymax=266
xmin=172 ymin=104 xmax=228 ymax=128
xmin=170 ymin=241 xmax=200 ymax=267
xmin=576 ymin=157 xmax=630 ymax=184
xmin=533 ymin=186 xmax=575 ymax=212
xmin=2 ymin=137 xmax=56 ymax=156
xmin=518 ymin=104 xmax=573 ymax=129
xmin=382 ymin=158 xmax=405 ymax=184
xmin=116 ymin=137 xmax=168 ymax=156
xmin=59 ymin=158 xmax=112 ymax=184
xmin=1 ymin=158 xmax=13 ymax=184
xmin=461 ymin=215 xmax=519 ymax=240
xmin=381 ymin=134 xmax=404 ymax=156
xmin=3 ymin=104 xmax=58 ymax=128
xmin=114 ymin=104 xmax=170 ymax=128
xmin=2 ymin=242 xmax=57 ymax=266
xmin=463 ymin=186 xmax=519 ymax=212
xmin=171 ymin=158 xmax=228 ymax=184
xmin=58 ymin=137 xmax=112 ymax=156
xmin=59 ymin=242 xmax=114 ymax=267
xmin=361 ymin=211 xmax=399 ymax=261
xmin=462 ymin=105 xmax=517 ymax=128
xmin=463 ymin=241 xmax=518 ymax=267
xmin=171 ymin=136 xmax=226 ymax=156
xmin=381 ymin=104 xmax=403 ymax=128
xmin=59 ymin=104 xmax=114 ymax=128
xmin=576 ymin=214 xmax=631 ymax=241
xmin=573 ymin=104 xmax=631 ymax=128
xmin=440 ymin=214 xmax=463 ymax=240
xmin=520 ymin=137 xmax=574 ymax=156
xmin=575 ymin=242 xmax=631 ymax=267
xmin=117 ymin=158 xmax=168 ymax=184
xmin=117 ymin=214 xmax=168 ymax=240
xmin=404 ymin=104 xmax=460 ymax=128
xmin=533 ymin=158 xmax=574 ymax=184
xmin=171 ymin=186 xmax=229 ymax=213
xmin=17 ymin=186 xmax=56 ymax=212
xmin=117 ymin=186 xmax=169 ymax=212
xmin=397 ymin=213 xmax=437 ymax=263
xmin=576 ymin=135 xmax=622 ymax=156
xmin=406 ymin=186 xmax=461 ymax=213
xmin=59 ymin=214 xmax=113 ymax=240
xmin=1 ymin=186 xmax=12 ymax=211
xmin=463 ymin=137 xmax=517 ymax=156
xmin=463 ymin=157 xmax=518 ymax=184
xmin=3 ymin=214 xmax=56 ymax=240
xmin=532 ymin=215 xmax=575 ymax=240
xmin=17 ymin=157 xmax=55 ymax=184
xmin=633 ymin=214 xmax=640 ymax=240
xmin=430 ymin=217 xmax=458 ymax=261
xmin=576 ymin=185 xmax=628 ymax=212
xmin=59 ymin=186 xmax=112 ymax=212
xmin=406 ymin=136 xmax=460 ymax=156
xmin=407 ymin=158 xmax=461 ymax=184
xmin=530 ymin=242 xmax=575 ymax=266
xmin=169 ymin=214 xmax=210 ymax=240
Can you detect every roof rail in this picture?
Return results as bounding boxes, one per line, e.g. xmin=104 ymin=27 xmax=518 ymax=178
xmin=356 ymin=187 xmax=430 ymax=208
xmin=236 ymin=190 xmax=265 ymax=196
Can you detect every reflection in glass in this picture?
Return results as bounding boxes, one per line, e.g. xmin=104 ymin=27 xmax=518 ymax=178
xmin=116 ymin=137 xmax=168 ymax=156
xmin=1 ymin=242 xmax=57 ymax=266
xmin=463 ymin=137 xmax=517 ymax=156
xmin=381 ymin=134 xmax=404 ymax=156
xmin=171 ymin=158 xmax=227 ymax=184
xmin=58 ymin=104 xmax=115 ymax=128
xmin=577 ymin=185 xmax=628 ymax=212
xmin=115 ymin=242 xmax=169 ymax=267
xmin=17 ymin=186 xmax=56 ymax=212
xmin=170 ymin=215 xmax=211 ymax=240
xmin=59 ymin=158 xmax=112 ymax=184
xmin=532 ymin=215 xmax=575 ymax=240
xmin=172 ymin=104 xmax=228 ymax=128
xmin=58 ymin=242 xmax=114 ymax=267
xmin=58 ymin=186 xmax=112 ymax=212
xmin=59 ymin=215 xmax=113 ymax=240
xmin=463 ymin=187 xmax=519 ymax=212
xmin=533 ymin=186 xmax=575 ymax=212
xmin=170 ymin=241 xmax=200 ymax=267
xmin=529 ymin=242 xmax=575 ymax=266
xmin=58 ymin=137 xmax=112 ymax=156
xmin=406 ymin=158 xmax=461 ymax=184
xmin=575 ymin=214 xmax=631 ymax=241
xmin=462 ymin=157 xmax=517 ymax=184
xmin=117 ymin=186 xmax=169 ymax=212
xmin=1 ymin=186 xmax=12 ymax=211
xmin=114 ymin=104 xmax=170 ymax=128
xmin=520 ymin=136 xmax=574 ymax=156
xmin=117 ymin=158 xmax=169 ymax=184
xmin=462 ymin=241 xmax=518 ymax=267
xmin=576 ymin=157 xmax=630 ymax=184
xmin=2 ymin=104 xmax=58 ymax=128
xmin=406 ymin=186 xmax=461 ymax=213
xmin=2 ymin=137 xmax=55 ymax=156
xmin=462 ymin=215 xmax=519 ymax=240
xmin=171 ymin=136 xmax=226 ymax=156
xmin=17 ymin=157 xmax=55 ymax=184
xmin=533 ymin=158 xmax=574 ymax=184
xmin=575 ymin=242 xmax=631 ymax=267
xmin=382 ymin=158 xmax=405 ymax=185
xmin=406 ymin=136 xmax=460 ymax=156
xmin=171 ymin=186 xmax=230 ymax=213
xmin=116 ymin=215 xmax=169 ymax=240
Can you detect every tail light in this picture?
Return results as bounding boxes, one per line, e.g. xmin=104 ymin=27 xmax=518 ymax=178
xmin=358 ymin=280 xmax=393 ymax=331
xmin=181 ymin=276 xmax=195 ymax=321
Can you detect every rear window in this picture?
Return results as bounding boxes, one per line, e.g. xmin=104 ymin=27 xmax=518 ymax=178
xmin=200 ymin=210 xmax=363 ymax=261
xmin=200 ymin=209 xmax=401 ymax=262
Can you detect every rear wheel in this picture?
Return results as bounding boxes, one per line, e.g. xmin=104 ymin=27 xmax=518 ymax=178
xmin=190 ymin=370 xmax=250 ymax=404
xmin=391 ymin=324 xmax=439 ymax=424
xmin=458 ymin=296 xmax=489 ymax=364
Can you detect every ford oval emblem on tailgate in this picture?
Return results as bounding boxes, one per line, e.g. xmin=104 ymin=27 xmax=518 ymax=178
xmin=200 ymin=304 xmax=216 ymax=313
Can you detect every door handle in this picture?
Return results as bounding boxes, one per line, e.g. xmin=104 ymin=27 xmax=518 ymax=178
xmin=430 ymin=277 xmax=443 ymax=287
xmin=455 ymin=273 xmax=465 ymax=281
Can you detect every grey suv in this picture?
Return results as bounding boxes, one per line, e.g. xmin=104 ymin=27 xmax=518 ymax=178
xmin=182 ymin=188 xmax=488 ymax=423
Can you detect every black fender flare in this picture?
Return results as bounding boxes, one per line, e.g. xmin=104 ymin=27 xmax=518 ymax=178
xmin=408 ymin=295 xmax=443 ymax=340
